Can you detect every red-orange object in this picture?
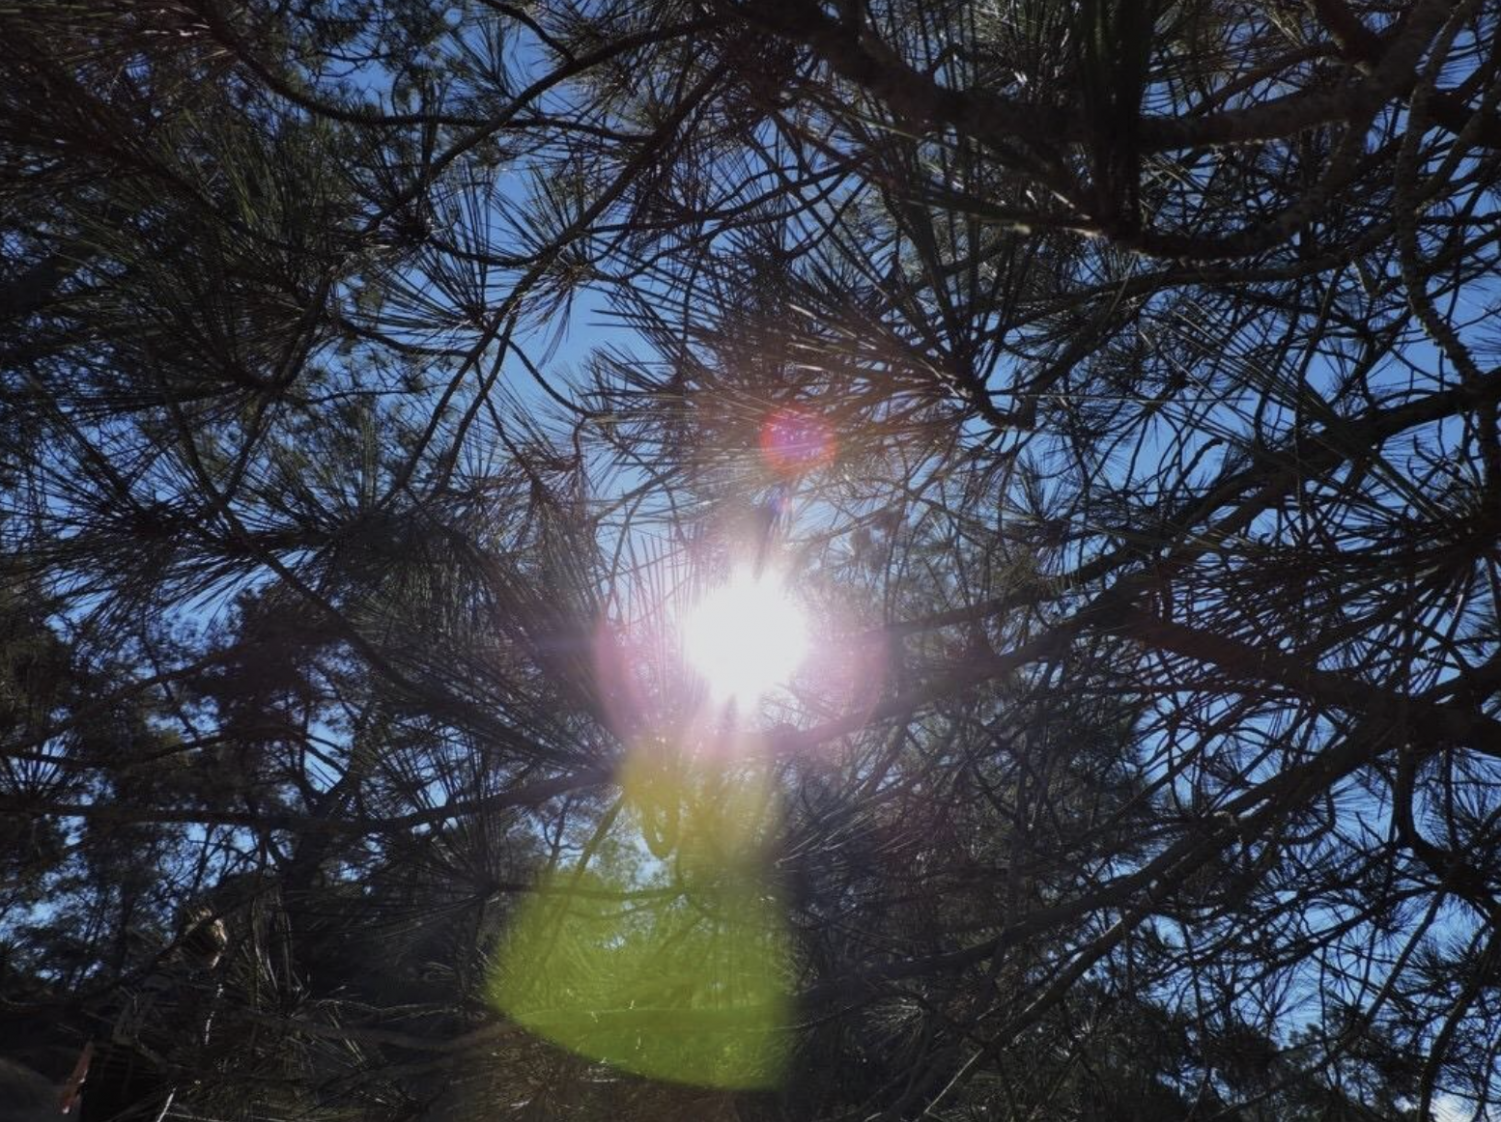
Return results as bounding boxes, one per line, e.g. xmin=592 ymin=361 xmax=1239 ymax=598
xmin=758 ymin=408 xmax=834 ymax=477
xmin=58 ymin=1041 xmax=92 ymax=1114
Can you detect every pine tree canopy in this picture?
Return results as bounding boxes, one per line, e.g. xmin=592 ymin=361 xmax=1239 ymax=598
xmin=3 ymin=1 xmax=1501 ymax=1119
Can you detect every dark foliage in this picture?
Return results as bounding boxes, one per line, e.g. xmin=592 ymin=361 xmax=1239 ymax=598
xmin=3 ymin=0 xmax=1500 ymax=1119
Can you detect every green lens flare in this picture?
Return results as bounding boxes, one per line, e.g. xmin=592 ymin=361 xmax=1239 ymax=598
xmin=488 ymin=756 xmax=792 ymax=1088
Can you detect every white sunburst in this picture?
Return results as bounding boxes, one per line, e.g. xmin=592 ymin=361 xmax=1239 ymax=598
xmin=682 ymin=567 xmax=809 ymax=705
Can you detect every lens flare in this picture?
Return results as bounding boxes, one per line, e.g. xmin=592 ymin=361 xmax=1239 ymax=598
xmin=489 ymin=758 xmax=791 ymax=1089
xmin=683 ymin=569 xmax=808 ymax=703
xmin=758 ymin=408 xmax=834 ymax=477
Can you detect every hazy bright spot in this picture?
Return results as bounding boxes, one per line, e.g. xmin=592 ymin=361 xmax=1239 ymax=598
xmin=489 ymin=760 xmax=791 ymax=1089
xmin=683 ymin=569 xmax=808 ymax=703
xmin=759 ymin=407 xmax=835 ymax=476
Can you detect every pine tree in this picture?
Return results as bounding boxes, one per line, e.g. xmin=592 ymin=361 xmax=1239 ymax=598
xmin=4 ymin=1 xmax=1500 ymax=1119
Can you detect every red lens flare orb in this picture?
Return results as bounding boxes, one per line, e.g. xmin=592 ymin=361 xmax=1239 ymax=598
xmin=758 ymin=408 xmax=834 ymax=477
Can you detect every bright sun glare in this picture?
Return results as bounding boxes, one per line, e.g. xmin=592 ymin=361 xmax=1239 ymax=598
xmin=683 ymin=568 xmax=809 ymax=703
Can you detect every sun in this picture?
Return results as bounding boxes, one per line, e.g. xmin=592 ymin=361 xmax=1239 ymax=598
xmin=683 ymin=567 xmax=809 ymax=704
